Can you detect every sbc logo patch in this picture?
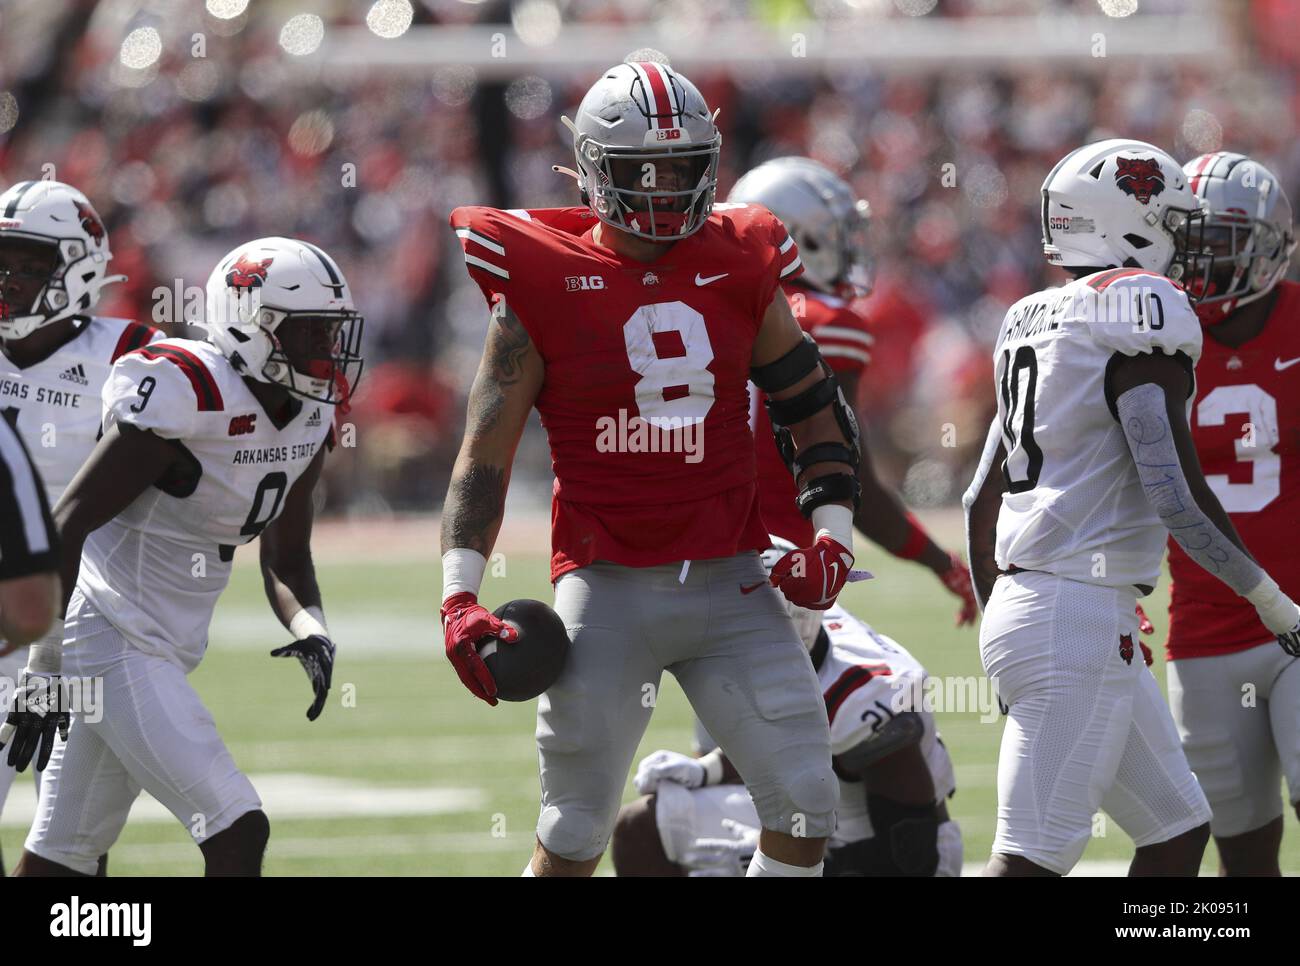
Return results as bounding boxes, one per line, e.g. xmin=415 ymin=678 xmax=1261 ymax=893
xmin=228 ymin=413 xmax=257 ymax=436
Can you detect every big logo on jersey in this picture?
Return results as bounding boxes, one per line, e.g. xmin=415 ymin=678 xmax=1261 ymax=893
xmin=1114 ymin=158 xmax=1165 ymax=205
xmin=74 ymin=201 xmax=105 ymax=245
xmin=226 ymin=255 xmax=274 ymax=289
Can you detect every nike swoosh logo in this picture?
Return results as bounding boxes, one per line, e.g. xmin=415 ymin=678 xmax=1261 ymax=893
xmin=740 ymin=581 xmax=766 ymax=595
xmin=1275 ymin=356 xmax=1300 ymax=371
xmin=695 ymin=272 xmax=728 ymax=286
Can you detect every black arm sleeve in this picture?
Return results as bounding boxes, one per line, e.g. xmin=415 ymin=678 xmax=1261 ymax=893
xmin=0 ymin=416 xmax=58 ymax=580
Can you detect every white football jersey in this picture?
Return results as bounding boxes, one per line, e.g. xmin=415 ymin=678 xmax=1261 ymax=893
xmin=0 ymin=316 xmax=159 ymax=505
xmin=76 ymin=338 xmax=332 ymax=672
xmin=992 ymin=269 xmax=1202 ymax=590
xmin=818 ymin=604 xmax=956 ymax=846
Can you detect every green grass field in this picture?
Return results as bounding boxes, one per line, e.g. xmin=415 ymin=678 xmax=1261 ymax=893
xmin=4 ymin=519 xmax=1297 ymax=876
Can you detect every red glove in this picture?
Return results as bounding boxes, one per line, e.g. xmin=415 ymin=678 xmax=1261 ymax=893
xmin=1135 ymin=604 xmax=1155 ymax=666
xmin=768 ymin=535 xmax=854 ymax=611
xmin=441 ymin=591 xmax=518 ymax=707
xmin=1136 ymin=603 xmax=1155 ymax=636
xmin=938 ymin=553 xmax=978 ymax=627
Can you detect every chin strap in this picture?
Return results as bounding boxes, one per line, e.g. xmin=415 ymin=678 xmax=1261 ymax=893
xmin=551 ymin=164 xmax=581 ymax=184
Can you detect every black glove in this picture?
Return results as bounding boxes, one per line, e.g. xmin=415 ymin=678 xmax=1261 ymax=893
xmin=0 ymin=671 xmax=71 ymax=771
xmin=271 ymin=634 xmax=335 ymax=721
xmin=1278 ymin=622 xmax=1300 ymax=658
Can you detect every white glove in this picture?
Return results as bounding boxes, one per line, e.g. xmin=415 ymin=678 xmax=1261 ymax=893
xmin=633 ymin=749 xmax=707 ymax=795
xmin=682 ymin=819 xmax=761 ymax=877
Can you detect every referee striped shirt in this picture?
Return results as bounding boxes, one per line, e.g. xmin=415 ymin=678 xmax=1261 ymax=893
xmin=0 ymin=413 xmax=58 ymax=580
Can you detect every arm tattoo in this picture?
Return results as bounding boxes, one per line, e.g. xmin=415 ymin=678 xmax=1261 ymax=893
xmin=441 ymin=463 xmax=506 ymax=556
xmin=488 ymin=298 xmax=531 ymax=388
xmin=1117 ymin=382 xmax=1263 ymax=594
xmin=465 ymin=300 xmax=532 ymax=438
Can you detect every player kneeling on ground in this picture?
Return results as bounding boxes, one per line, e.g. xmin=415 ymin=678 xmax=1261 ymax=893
xmin=5 ymin=237 xmax=362 ymax=876
xmin=611 ymin=537 xmax=961 ymax=877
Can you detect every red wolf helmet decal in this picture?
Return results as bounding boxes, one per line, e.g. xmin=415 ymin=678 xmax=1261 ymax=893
xmin=226 ymin=254 xmax=274 ymax=289
xmin=74 ymin=200 xmax=105 ymax=245
xmin=1115 ymin=157 xmax=1166 ymax=205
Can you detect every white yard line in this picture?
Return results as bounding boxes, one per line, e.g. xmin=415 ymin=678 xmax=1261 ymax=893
xmin=1 ymin=773 xmax=485 ymax=829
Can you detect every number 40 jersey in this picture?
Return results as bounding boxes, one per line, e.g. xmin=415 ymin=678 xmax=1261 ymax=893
xmin=992 ymin=269 xmax=1201 ymax=591
xmin=75 ymin=338 xmax=332 ymax=672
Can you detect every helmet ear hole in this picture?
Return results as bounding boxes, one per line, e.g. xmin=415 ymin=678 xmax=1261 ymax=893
xmin=1123 ymin=233 xmax=1153 ymax=249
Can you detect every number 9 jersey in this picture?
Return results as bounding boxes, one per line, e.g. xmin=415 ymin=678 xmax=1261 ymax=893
xmin=992 ymin=269 xmax=1201 ymax=590
xmin=75 ymin=338 xmax=333 ymax=672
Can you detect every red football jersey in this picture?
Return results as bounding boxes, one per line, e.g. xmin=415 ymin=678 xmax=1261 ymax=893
xmin=450 ymin=202 xmax=803 ymax=581
xmin=752 ymin=284 xmax=873 ymax=546
xmin=1167 ymin=280 xmax=1300 ymax=660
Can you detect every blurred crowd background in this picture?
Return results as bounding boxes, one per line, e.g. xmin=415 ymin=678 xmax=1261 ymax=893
xmin=2 ymin=0 xmax=1297 ymax=517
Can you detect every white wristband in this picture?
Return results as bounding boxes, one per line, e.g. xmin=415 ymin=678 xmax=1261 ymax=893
xmin=289 ymin=606 xmax=329 ymax=641
xmin=698 ymin=748 xmax=725 ymax=787
xmin=442 ymin=548 xmax=488 ymax=603
xmin=811 ymin=502 xmax=854 ymax=552
xmin=26 ymin=638 xmax=61 ymax=675
xmin=1245 ymin=575 xmax=1299 ymax=634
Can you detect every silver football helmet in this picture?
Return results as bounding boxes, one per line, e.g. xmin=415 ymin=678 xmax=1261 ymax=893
xmin=760 ymin=535 xmax=824 ymax=652
xmin=728 ymin=157 xmax=873 ymax=298
xmin=1183 ymin=152 xmax=1296 ymax=321
xmin=1041 ymin=139 xmax=1211 ymax=298
xmin=560 ymin=61 xmax=721 ymax=242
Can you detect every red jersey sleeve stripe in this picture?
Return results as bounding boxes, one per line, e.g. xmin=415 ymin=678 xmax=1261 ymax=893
xmin=454 ymin=227 xmax=505 ymax=257
xmin=1086 ymin=267 xmax=1160 ymax=292
xmin=110 ymin=320 xmax=160 ymax=363
xmin=778 ymin=254 xmax=803 ymax=279
xmin=824 ymin=663 xmax=891 ymax=724
xmin=132 ymin=346 xmax=224 ymax=411
xmin=814 ymin=325 xmax=874 ymax=348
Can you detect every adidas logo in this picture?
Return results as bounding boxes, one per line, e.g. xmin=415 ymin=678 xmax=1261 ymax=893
xmin=305 ymin=407 xmax=321 ymax=427
xmin=58 ymin=363 xmax=89 ymax=386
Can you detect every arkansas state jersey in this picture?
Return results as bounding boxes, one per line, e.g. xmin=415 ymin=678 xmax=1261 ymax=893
xmin=76 ymin=339 xmax=331 ymax=671
xmin=1168 ymin=280 xmax=1300 ymax=659
xmin=450 ymin=203 xmax=802 ymax=581
xmin=818 ymin=604 xmax=956 ymax=845
xmin=992 ymin=269 xmax=1202 ymax=590
xmin=0 ymin=316 xmax=159 ymax=505
xmin=752 ymin=284 xmax=874 ymax=546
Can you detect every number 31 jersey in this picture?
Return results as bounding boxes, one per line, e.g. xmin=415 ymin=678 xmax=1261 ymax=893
xmin=450 ymin=203 xmax=801 ymax=582
xmin=76 ymin=338 xmax=332 ymax=672
xmin=992 ymin=269 xmax=1202 ymax=590
xmin=1168 ymin=280 xmax=1300 ymax=658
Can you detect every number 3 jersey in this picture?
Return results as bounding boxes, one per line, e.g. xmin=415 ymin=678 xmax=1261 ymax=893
xmin=991 ymin=269 xmax=1202 ymax=590
xmin=450 ymin=203 xmax=802 ymax=582
xmin=1168 ymin=280 xmax=1300 ymax=659
xmin=77 ymin=338 xmax=332 ymax=672
xmin=0 ymin=316 xmax=159 ymax=506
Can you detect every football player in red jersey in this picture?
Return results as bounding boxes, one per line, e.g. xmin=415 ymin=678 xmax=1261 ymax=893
xmin=441 ymin=61 xmax=863 ymax=877
xmin=1165 ymin=152 xmax=1300 ymax=875
xmin=728 ymin=157 xmax=977 ymax=626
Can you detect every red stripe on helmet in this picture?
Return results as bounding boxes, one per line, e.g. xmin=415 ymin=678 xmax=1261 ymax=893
xmin=637 ymin=62 xmax=674 ymax=129
xmin=1189 ymin=151 xmax=1221 ymax=196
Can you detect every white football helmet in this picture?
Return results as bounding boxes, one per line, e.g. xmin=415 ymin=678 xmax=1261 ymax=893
xmin=203 ymin=237 xmax=364 ymax=404
xmin=0 ymin=179 xmax=125 ymax=340
xmin=560 ymin=61 xmax=721 ymax=242
xmin=728 ymin=157 xmax=873 ymax=298
xmin=1041 ymin=139 xmax=1211 ymax=296
xmin=760 ymin=536 xmax=824 ymax=652
xmin=1183 ymin=152 xmax=1296 ymax=321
